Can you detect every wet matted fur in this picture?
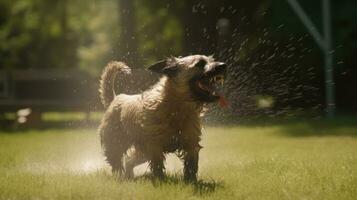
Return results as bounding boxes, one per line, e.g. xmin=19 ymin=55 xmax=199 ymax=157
xmin=98 ymin=55 xmax=227 ymax=182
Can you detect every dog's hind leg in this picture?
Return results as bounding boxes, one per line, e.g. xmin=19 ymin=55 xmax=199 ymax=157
xmin=99 ymin=115 xmax=128 ymax=176
xmin=104 ymin=146 xmax=126 ymax=175
xmin=102 ymin=137 xmax=126 ymax=175
xmin=124 ymin=148 xmax=147 ymax=179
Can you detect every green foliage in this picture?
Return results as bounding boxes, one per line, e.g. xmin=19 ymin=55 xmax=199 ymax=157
xmin=135 ymin=1 xmax=183 ymax=64
xmin=0 ymin=0 xmax=78 ymax=69
xmin=75 ymin=0 xmax=120 ymax=75
xmin=0 ymin=0 xmax=121 ymax=73
xmin=0 ymin=0 xmax=183 ymax=72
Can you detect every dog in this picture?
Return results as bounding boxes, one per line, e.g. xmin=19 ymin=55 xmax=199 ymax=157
xmin=98 ymin=55 xmax=227 ymax=182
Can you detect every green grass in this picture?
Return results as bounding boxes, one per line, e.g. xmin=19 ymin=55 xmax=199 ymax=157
xmin=1 ymin=122 xmax=357 ymax=199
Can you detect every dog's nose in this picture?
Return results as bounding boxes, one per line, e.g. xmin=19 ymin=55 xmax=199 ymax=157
xmin=216 ymin=62 xmax=227 ymax=71
xmin=217 ymin=62 xmax=227 ymax=68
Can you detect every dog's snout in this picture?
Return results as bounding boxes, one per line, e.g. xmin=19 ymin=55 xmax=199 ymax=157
xmin=212 ymin=62 xmax=227 ymax=74
xmin=205 ymin=62 xmax=227 ymax=75
xmin=217 ymin=62 xmax=227 ymax=70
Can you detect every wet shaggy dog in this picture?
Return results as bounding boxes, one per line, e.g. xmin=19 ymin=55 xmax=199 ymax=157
xmin=98 ymin=55 xmax=227 ymax=182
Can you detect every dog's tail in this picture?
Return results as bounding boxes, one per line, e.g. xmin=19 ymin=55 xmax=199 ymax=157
xmin=99 ymin=61 xmax=131 ymax=108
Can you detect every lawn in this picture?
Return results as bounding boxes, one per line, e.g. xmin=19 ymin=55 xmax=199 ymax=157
xmin=0 ymin=120 xmax=357 ymax=199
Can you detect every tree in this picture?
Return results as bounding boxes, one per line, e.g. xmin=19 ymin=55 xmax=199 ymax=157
xmin=0 ymin=0 xmax=78 ymax=69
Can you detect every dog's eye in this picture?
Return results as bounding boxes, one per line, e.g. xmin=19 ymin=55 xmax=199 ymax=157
xmin=195 ymin=59 xmax=207 ymax=69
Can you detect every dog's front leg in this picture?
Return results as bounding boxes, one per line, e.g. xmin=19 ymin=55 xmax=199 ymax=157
xmin=183 ymin=146 xmax=200 ymax=183
xmin=149 ymin=150 xmax=165 ymax=179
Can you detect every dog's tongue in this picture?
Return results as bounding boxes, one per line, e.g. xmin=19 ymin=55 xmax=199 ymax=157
xmin=218 ymin=94 xmax=229 ymax=108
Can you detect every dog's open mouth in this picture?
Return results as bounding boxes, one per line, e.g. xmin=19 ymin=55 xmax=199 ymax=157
xmin=194 ymin=73 xmax=229 ymax=107
xmin=196 ymin=74 xmax=225 ymax=97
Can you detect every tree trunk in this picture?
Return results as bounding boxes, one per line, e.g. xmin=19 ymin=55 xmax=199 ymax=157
xmin=118 ymin=0 xmax=140 ymax=68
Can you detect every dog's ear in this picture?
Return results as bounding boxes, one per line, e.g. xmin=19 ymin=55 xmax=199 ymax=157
xmin=147 ymin=57 xmax=179 ymax=76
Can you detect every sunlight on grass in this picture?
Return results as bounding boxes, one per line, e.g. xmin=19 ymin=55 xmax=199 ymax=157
xmin=41 ymin=112 xmax=103 ymax=122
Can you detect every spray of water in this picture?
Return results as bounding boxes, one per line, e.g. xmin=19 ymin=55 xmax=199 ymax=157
xmin=207 ymin=24 xmax=322 ymax=122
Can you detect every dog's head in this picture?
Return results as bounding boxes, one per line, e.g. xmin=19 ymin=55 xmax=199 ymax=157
xmin=148 ymin=55 xmax=227 ymax=103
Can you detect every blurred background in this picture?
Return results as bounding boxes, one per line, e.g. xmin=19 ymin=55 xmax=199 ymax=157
xmin=0 ymin=0 xmax=356 ymax=128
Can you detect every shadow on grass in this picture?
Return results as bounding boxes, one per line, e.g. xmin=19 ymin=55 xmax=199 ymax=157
xmin=133 ymin=174 xmax=222 ymax=195
xmin=261 ymin=117 xmax=357 ymax=137
xmin=277 ymin=120 xmax=357 ymax=137
xmin=208 ymin=116 xmax=357 ymax=137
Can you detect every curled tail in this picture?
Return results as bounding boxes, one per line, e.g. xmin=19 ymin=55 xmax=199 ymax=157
xmin=99 ymin=61 xmax=131 ymax=108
